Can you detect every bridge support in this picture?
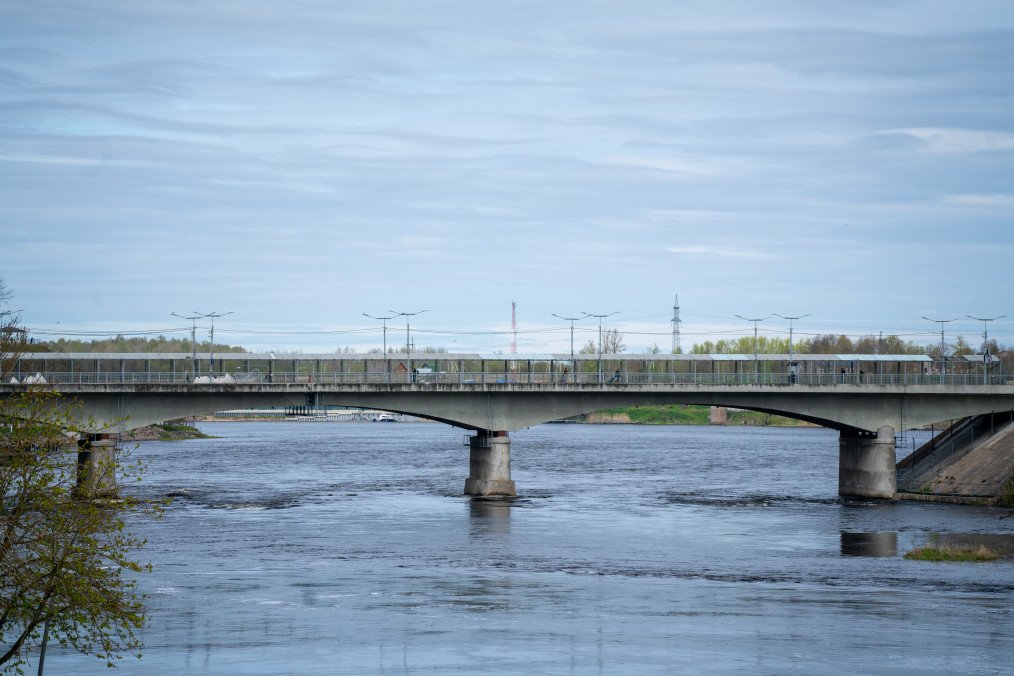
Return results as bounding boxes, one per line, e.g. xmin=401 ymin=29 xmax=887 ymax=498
xmin=464 ymin=431 xmax=516 ymax=497
xmin=839 ymin=426 xmax=896 ymax=499
xmin=75 ymin=434 xmax=119 ymax=499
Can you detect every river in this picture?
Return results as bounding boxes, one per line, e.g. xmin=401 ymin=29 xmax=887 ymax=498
xmin=45 ymin=422 xmax=1013 ymax=674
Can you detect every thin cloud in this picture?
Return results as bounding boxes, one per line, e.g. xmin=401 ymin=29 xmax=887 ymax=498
xmin=666 ymin=245 xmax=780 ymax=259
xmin=942 ymin=193 xmax=1014 ymax=207
xmin=877 ymin=128 xmax=1014 ymax=153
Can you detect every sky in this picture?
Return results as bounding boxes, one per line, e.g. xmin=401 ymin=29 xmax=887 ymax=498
xmin=2 ymin=0 xmax=1013 ymax=354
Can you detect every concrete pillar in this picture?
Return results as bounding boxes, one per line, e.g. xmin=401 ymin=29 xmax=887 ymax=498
xmin=464 ymin=431 xmax=516 ymax=497
xmin=76 ymin=434 xmax=119 ymax=499
xmin=839 ymin=426 xmax=896 ymax=498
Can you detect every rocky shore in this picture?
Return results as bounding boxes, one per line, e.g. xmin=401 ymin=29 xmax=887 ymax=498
xmin=120 ymin=422 xmax=213 ymax=441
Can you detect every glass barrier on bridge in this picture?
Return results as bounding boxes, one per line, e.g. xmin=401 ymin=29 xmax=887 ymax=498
xmin=6 ymin=370 xmax=1011 ymax=387
xmin=6 ymin=352 xmax=1005 ymax=387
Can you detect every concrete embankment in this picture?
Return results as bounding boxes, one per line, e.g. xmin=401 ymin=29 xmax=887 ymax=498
xmin=897 ymin=412 xmax=1014 ymax=506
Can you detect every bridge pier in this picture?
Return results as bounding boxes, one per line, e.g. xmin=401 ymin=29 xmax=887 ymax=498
xmin=75 ymin=434 xmax=119 ymax=499
xmin=839 ymin=426 xmax=896 ymax=499
xmin=464 ymin=431 xmax=516 ymax=497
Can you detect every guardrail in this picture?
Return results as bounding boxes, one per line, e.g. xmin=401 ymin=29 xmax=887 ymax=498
xmin=6 ymin=371 xmax=1012 ymax=387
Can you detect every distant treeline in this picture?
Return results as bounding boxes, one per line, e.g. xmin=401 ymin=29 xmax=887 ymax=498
xmin=26 ymin=336 xmax=247 ymax=354
xmin=22 ymin=331 xmax=1010 ymax=365
xmin=689 ymin=333 xmax=1006 ymax=359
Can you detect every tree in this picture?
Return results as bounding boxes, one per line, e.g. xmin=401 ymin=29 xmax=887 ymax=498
xmin=1 ymin=280 xmax=154 ymax=672
xmin=601 ymin=328 xmax=625 ymax=354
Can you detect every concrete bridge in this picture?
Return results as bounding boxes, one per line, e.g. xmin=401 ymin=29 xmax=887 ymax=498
xmin=4 ymin=351 xmax=1012 ymax=500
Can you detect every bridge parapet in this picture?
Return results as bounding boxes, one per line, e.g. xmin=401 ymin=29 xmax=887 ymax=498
xmin=6 ymin=369 xmax=1013 ymax=388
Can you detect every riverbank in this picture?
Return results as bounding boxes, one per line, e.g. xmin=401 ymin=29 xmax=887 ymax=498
xmin=585 ymin=405 xmax=816 ymax=427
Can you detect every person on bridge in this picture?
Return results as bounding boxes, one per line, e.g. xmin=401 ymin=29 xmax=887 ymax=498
xmin=840 ymin=368 xmax=847 ymax=384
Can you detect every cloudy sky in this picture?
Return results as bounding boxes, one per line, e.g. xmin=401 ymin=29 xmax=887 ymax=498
xmin=2 ymin=1 xmax=1012 ymax=353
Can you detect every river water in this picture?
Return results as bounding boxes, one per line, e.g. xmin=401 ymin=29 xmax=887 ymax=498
xmin=46 ymin=422 xmax=1012 ymax=674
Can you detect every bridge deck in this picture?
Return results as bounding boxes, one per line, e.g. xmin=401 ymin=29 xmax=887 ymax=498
xmin=4 ymin=353 xmax=1011 ymax=433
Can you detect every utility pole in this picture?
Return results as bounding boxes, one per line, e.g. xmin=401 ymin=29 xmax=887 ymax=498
xmin=389 ymin=309 xmax=427 ymax=355
xmin=922 ymin=316 xmax=958 ymax=381
xmin=552 ymin=313 xmax=584 ymax=383
xmin=200 ymin=311 xmax=233 ymax=376
xmin=172 ymin=311 xmax=203 ymax=378
xmin=735 ymin=314 xmax=770 ymax=381
xmin=774 ymin=313 xmax=810 ymax=363
xmin=363 ymin=312 xmax=396 ymax=356
xmin=364 ymin=312 xmax=397 ymax=383
xmin=967 ymin=314 xmax=1005 ymax=384
xmin=582 ymin=310 xmax=618 ymax=384
xmin=671 ymin=294 xmax=682 ymax=354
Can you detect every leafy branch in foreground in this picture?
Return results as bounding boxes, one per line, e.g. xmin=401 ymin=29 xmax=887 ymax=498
xmin=2 ymin=278 xmax=157 ymax=673
xmin=1 ymin=388 xmax=157 ymax=673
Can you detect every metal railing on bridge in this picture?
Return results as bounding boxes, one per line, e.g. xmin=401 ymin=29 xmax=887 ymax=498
xmin=8 ymin=370 xmax=1013 ymax=387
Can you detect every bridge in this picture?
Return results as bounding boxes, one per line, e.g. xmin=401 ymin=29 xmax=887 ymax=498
xmin=4 ymin=351 xmax=1012 ymax=500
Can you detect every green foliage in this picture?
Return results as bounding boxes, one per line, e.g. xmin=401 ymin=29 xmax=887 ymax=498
xmin=596 ymin=405 xmax=807 ymax=426
xmin=691 ymin=336 xmax=789 ymax=354
xmin=690 ymin=333 xmax=926 ymax=355
xmin=606 ymin=405 xmax=712 ymax=425
xmin=31 ymin=335 xmax=247 ymax=354
xmin=2 ymin=279 xmax=156 ymax=671
xmin=0 ymin=390 xmax=157 ymax=671
xmin=997 ymin=477 xmax=1014 ymax=508
xmin=904 ymin=535 xmax=1001 ymax=562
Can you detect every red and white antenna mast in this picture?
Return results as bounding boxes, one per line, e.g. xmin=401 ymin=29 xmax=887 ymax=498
xmin=511 ymin=301 xmax=518 ymax=354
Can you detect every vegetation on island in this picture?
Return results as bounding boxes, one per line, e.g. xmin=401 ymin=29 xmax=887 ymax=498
xmin=2 ymin=279 xmax=157 ymax=672
xmin=904 ymin=535 xmax=1002 ymax=562
xmin=120 ymin=421 xmax=213 ymax=442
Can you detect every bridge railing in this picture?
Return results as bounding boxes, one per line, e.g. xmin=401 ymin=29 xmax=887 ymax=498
xmin=7 ymin=370 xmax=1012 ymax=387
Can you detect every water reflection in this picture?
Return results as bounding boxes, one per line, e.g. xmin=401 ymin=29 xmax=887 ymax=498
xmin=468 ymin=497 xmax=512 ymax=537
xmin=840 ymin=531 xmax=898 ymax=557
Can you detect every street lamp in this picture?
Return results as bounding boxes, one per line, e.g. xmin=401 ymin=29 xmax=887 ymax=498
xmin=552 ymin=313 xmax=584 ymax=383
xmin=967 ymin=314 xmax=1006 ymax=384
xmin=582 ymin=311 xmax=618 ymax=383
xmin=922 ymin=316 xmax=958 ymax=381
xmin=192 ymin=311 xmax=233 ymax=376
xmin=171 ymin=311 xmax=202 ymax=379
xmin=735 ymin=314 xmax=770 ymax=381
xmin=774 ymin=313 xmax=810 ymax=364
xmin=363 ymin=312 xmax=396 ymax=356
xmin=389 ymin=309 xmax=428 ymax=355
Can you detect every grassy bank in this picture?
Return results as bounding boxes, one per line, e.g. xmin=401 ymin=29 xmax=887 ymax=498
xmin=585 ymin=405 xmax=811 ymax=427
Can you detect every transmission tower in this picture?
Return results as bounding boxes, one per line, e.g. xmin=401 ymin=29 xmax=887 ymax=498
xmin=671 ymin=294 xmax=682 ymax=353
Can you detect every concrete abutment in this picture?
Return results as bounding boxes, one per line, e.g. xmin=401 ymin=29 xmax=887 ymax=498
xmin=839 ymin=425 xmax=896 ymax=499
xmin=75 ymin=433 xmax=119 ymax=499
xmin=464 ymin=430 xmax=516 ymax=497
